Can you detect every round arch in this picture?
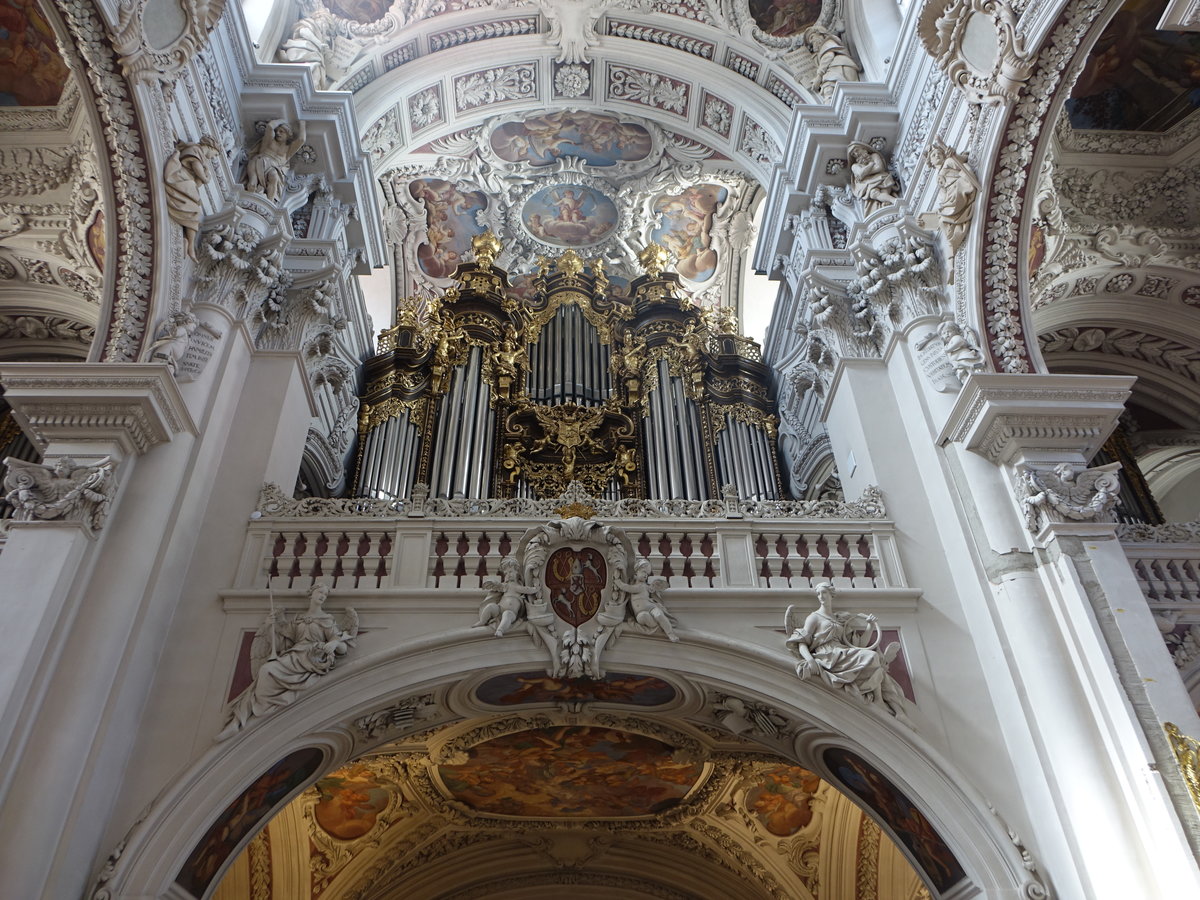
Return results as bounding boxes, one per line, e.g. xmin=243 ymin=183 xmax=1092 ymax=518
xmin=98 ymin=630 xmax=1043 ymax=898
xmin=1032 ymin=289 xmax=1200 ymax=430
xmin=973 ymin=0 xmax=1128 ymax=373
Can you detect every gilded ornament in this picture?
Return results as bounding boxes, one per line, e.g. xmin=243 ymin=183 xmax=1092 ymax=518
xmin=472 ymin=230 xmax=502 ymax=268
xmin=638 ymin=242 xmax=670 ymax=277
xmin=556 ymin=249 xmax=584 ymax=277
xmin=590 ymin=256 xmax=609 ymax=292
xmin=554 ymin=501 xmax=597 ymax=519
xmin=529 ymin=403 xmax=606 ymax=481
xmin=359 ymin=397 xmax=426 ymax=435
xmin=1165 ymin=722 xmax=1200 ymax=816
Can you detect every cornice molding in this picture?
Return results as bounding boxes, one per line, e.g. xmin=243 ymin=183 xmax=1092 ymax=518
xmin=0 ymin=362 xmax=197 ymax=456
xmin=936 ymin=372 xmax=1133 ymax=465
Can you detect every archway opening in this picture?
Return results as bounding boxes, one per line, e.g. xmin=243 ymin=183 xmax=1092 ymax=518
xmin=184 ymin=664 xmax=967 ymax=900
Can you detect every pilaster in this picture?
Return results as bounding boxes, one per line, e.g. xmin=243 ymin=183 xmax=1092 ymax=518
xmin=938 ymin=372 xmax=1200 ymax=895
xmin=0 ymin=363 xmax=195 ymax=898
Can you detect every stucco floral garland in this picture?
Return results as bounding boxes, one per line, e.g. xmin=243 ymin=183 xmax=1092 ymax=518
xmin=54 ymin=0 xmax=154 ymax=362
xmin=981 ymin=0 xmax=1107 ymax=372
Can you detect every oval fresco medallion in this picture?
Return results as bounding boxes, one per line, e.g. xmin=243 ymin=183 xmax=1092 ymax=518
xmin=439 ymin=726 xmax=703 ymax=818
xmin=313 ymin=763 xmax=396 ymax=840
xmin=748 ymin=0 xmax=822 ymax=37
xmin=744 ymin=764 xmax=822 ymax=837
xmin=521 ymin=184 xmax=617 ymax=247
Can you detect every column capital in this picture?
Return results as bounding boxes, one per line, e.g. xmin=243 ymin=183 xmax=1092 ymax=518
xmin=0 ymin=363 xmax=197 ymax=458
xmin=937 ymin=373 xmax=1134 ymax=466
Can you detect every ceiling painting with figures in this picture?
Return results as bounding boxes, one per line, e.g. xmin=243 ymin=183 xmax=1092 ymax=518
xmin=375 ymin=104 xmax=758 ymax=316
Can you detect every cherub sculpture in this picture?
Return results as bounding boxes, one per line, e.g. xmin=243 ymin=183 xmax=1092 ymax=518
xmin=3 ymin=456 xmax=113 ymax=531
xmin=218 ymin=584 xmax=358 ymax=740
xmin=615 ymin=558 xmax=679 ymax=641
xmin=473 ymin=556 xmax=539 ymax=637
xmin=937 ymin=320 xmax=984 ymax=384
xmin=147 ymin=310 xmax=198 ymax=373
xmin=785 ymin=582 xmax=908 ymax=720
xmin=1018 ymin=462 xmax=1122 ymax=532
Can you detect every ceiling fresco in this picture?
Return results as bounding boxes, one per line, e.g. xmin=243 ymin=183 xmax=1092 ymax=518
xmin=438 ymin=725 xmax=704 ymax=818
xmin=206 ymin=708 xmax=935 ymax=900
xmin=1067 ymin=0 xmax=1200 ymax=132
xmin=380 ymin=108 xmax=757 ymax=313
xmin=0 ymin=0 xmax=70 ymax=107
xmin=324 ymin=0 xmax=391 ymax=25
xmin=651 ymin=184 xmax=728 ymax=282
xmin=521 ymin=184 xmax=618 ymax=248
xmin=824 ymin=747 xmax=967 ymax=895
xmin=489 ymin=111 xmax=653 ymax=167
xmin=474 ymin=671 xmax=678 ymax=706
xmin=745 ymin=763 xmax=823 ymax=836
xmin=408 ymin=178 xmax=488 ymax=278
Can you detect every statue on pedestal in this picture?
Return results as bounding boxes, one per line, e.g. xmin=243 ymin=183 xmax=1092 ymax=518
xmin=217 ymin=584 xmax=358 ymax=740
xmin=243 ymin=119 xmax=308 ymax=204
xmin=785 ymin=582 xmax=908 ymax=721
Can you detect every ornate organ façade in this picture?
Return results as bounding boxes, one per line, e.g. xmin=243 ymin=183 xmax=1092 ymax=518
xmin=355 ymin=234 xmax=781 ymax=502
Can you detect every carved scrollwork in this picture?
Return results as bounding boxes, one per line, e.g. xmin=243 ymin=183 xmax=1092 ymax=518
xmin=113 ymin=0 xmax=227 ymax=85
xmin=472 ymin=518 xmax=680 ymax=678
xmin=917 ymin=0 xmax=1032 ymax=104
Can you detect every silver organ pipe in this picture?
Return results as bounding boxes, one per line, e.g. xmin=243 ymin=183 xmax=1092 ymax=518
xmin=426 ymin=345 xmax=494 ymax=499
xmin=713 ymin=415 xmax=777 ymax=500
xmin=355 ymin=250 xmax=781 ymax=504
xmin=358 ymin=411 xmax=423 ymax=500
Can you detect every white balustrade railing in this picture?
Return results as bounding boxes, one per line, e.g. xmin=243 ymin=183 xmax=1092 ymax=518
xmin=233 ymin=483 xmax=907 ymax=592
xmin=1118 ymin=522 xmax=1200 ymax=606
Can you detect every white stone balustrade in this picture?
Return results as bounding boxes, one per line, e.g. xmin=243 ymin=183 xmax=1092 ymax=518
xmin=231 ymin=483 xmax=905 ymax=593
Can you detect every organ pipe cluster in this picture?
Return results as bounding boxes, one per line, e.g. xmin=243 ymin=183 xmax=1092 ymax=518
xmin=355 ymin=233 xmax=782 ymax=501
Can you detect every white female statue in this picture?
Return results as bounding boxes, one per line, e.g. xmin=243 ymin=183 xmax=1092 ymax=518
xmin=218 ymin=584 xmax=358 ymax=740
xmin=785 ymin=582 xmax=907 ymax=720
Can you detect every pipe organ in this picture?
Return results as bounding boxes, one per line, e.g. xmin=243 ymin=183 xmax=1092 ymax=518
xmin=356 ymin=233 xmax=782 ymax=501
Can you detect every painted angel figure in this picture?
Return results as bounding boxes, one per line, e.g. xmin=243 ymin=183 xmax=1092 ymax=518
xmin=615 ymin=558 xmax=679 ymax=642
xmin=1018 ymin=462 xmax=1122 ymax=532
xmin=785 ymin=582 xmax=907 ymax=720
xmin=3 ymin=456 xmax=113 ymax=530
xmin=217 ymin=584 xmax=358 ymax=741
